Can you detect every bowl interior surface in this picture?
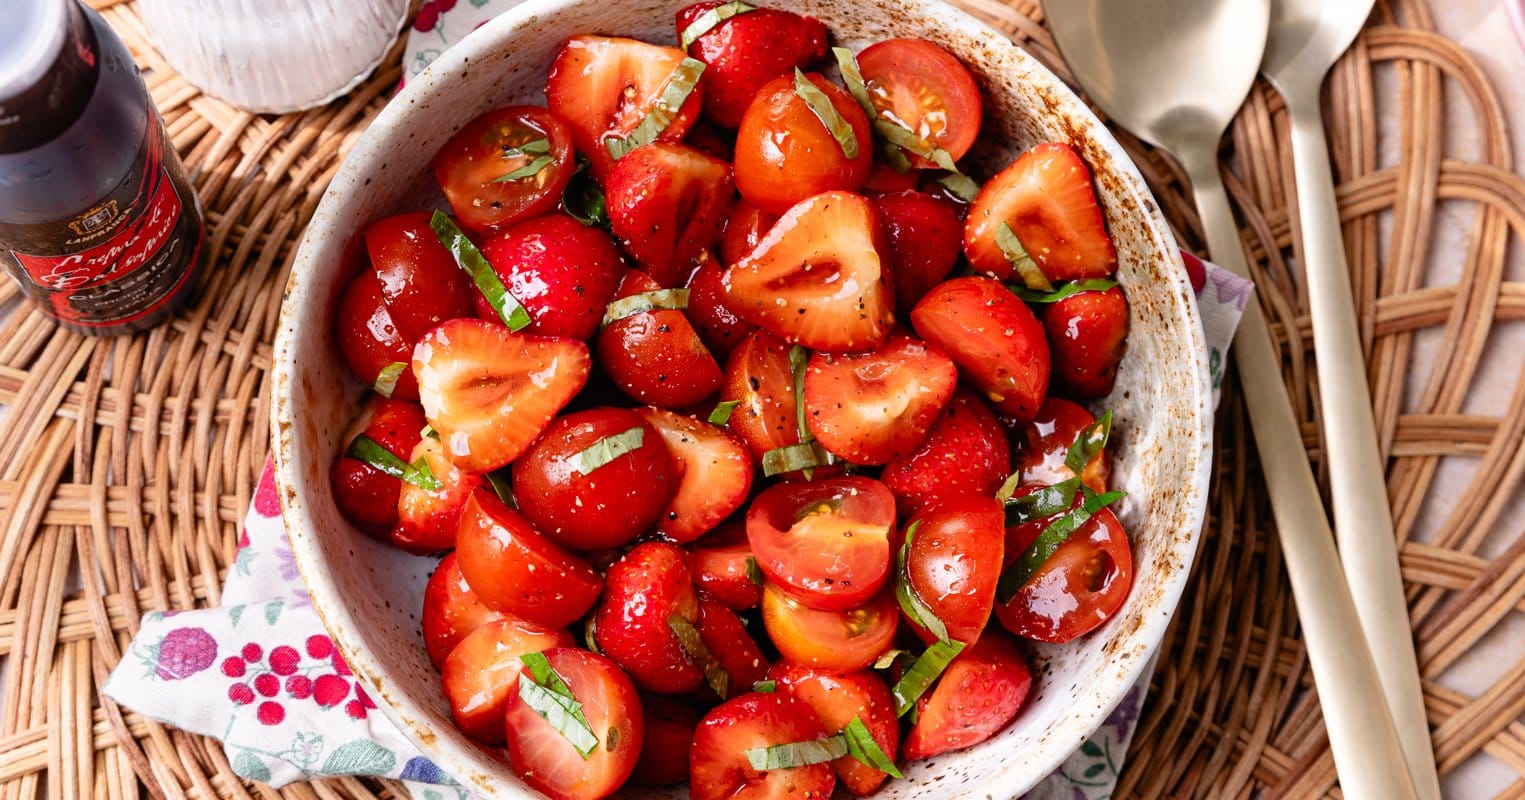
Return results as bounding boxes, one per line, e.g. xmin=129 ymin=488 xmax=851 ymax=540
xmin=273 ymin=1 xmax=1212 ymax=797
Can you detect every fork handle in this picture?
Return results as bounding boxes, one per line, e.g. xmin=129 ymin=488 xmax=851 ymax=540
xmin=1179 ymin=146 xmax=1418 ymax=800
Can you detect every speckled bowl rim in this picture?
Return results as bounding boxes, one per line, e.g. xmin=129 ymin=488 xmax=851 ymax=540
xmin=272 ymin=0 xmax=1214 ymax=796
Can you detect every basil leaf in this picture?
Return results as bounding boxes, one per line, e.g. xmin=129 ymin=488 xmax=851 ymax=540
xmin=881 ymin=140 xmax=914 ymax=172
xmin=752 ymin=679 xmax=776 ymax=693
xmin=568 ymin=426 xmax=645 ymax=476
xmin=936 ymin=171 xmax=980 ymax=202
xmin=832 ymin=47 xmax=878 ymax=124
xmin=669 ymin=615 xmax=729 ymax=699
xmin=1011 ymin=278 xmax=1119 ymax=304
xmin=793 ymin=69 xmax=859 ymax=160
xmin=708 ymin=399 xmax=741 ymax=426
xmin=1003 ymin=478 xmax=1080 ymax=527
xmin=605 ymin=58 xmax=706 ymax=160
xmin=872 ymin=118 xmax=958 ymax=172
xmin=1064 ymin=409 xmax=1113 ymax=475
xmin=762 ymin=442 xmax=830 ymax=477
xmin=517 ymin=652 xmax=599 ymax=757
xmin=492 ymin=153 xmax=555 ymax=183
xmin=346 ymin=435 xmax=441 ymax=491
xmin=842 ymin=717 xmax=903 ymax=778
xmin=583 ymin=614 xmax=601 ymax=654
xmin=873 ymin=648 xmax=910 ymax=670
xmin=745 ymin=556 xmax=764 ymax=588
xmin=994 ymin=469 xmax=1023 ymax=504
xmin=894 ymin=521 xmax=952 ymax=641
xmin=562 ymin=157 xmax=609 ymax=228
xmin=996 ymin=488 xmax=1126 ymax=603
xmin=486 ymin=469 xmax=515 ymax=506
xmin=601 ymin=288 xmax=690 ymax=327
xmin=996 ymin=221 xmax=1052 ymax=291
xmin=745 ymin=736 xmax=848 ymax=771
xmin=420 ymin=424 xmax=440 ymax=441
xmin=430 ymin=211 xmax=532 ymax=330
xmin=679 ymin=0 xmax=757 ymax=50
xmin=788 ymin=345 xmax=811 ymax=443
xmin=893 ymin=639 xmax=966 ymax=717
xmin=372 ymin=361 xmax=406 ymax=398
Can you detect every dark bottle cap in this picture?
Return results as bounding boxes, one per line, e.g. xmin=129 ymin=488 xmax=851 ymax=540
xmin=0 ymin=0 xmax=100 ymax=154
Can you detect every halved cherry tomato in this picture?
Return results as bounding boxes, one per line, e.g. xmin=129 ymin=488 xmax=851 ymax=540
xmin=592 ymin=542 xmax=705 ymax=694
xmin=911 ymin=276 xmax=1050 ymax=420
xmin=690 ymin=691 xmax=835 ymax=800
xmin=687 ymin=521 xmax=763 ymax=611
xmin=900 ymin=496 xmax=1005 ymax=645
xmin=631 ymin=695 xmax=699 ymax=786
xmin=856 ymin=38 xmax=983 ymax=169
xmin=503 ymin=647 xmax=644 ymax=800
xmin=770 ymin=665 xmax=901 ymax=795
xmin=734 ymin=73 xmax=872 ymax=214
xmin=1014 ymin=397 xmax=1109 ymax=494
xmin=998 ymin=492 xmax=1132 ymax=643
xmin=903 ymin=631 xmax=1032 ymax=759
xmin=454 ymin=490 xmax=603 ymax=629
xmin=1043 ymin=284 xmax=1129 ymax=399
xmin=747 ymin=476 xmax=896 ymax=610
xmin=761 ymin=582 xmax=898 ymax=673
xmin=440 ymin=617 xmax=574 ymax=744
xmin=432 ymin=105 xmax=577 ymax=233
xmin=363 ymin=212 xmax=475 ymax=340
xmin=422 ymin=553 xmax=505 ymax=669
xmin=596 ymin=270 xmax=725 ymax=408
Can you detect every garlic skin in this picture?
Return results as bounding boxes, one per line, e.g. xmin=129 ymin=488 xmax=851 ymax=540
xmin=139 ymin=0 xmax=410 ymax=114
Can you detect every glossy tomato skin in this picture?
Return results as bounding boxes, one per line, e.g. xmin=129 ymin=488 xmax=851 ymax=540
xmin=718 ymin=330 xmax=798 ymax=464
xmin=903 ymin=631 xmax=1033 ymax=760
xmin=863 ymin=159 xmax=922 ymax=194
xmin=881 ymin=389 xmax=1012 ymax=518
xmin=440 ymin=617 xmax=574 ymax=744
xmin=687 ymin=522 xmax=763 ymax=610
xmin=857 ymin=38 xmax=983 ymax=169
xmin=689 ymin=691 xmax=836 ymax=800
xmin=596 ymin=270 xmax=725 ymax=408
xmin=364 ymin=212 xmax=476 ymax=341
xmin=761 ymin=582 xmax=899 ymax=673
xmin=718 ymin=199 xmax=777 ymax=267
xmin=748 ymin=476 xmax=897 ymax=610
xmin=1043 ymin=285 xmax=1129 ymax=400
xmin=392 ymin=435 xmax=482 ymax=554
xmin=901 ymin=496 xmax=1005 ymax=645
xmin=335 ymin=270 xmax=419 ymax=399
xmin=477 ymin=214 xmax=624 ymax=341
xmin=454 ymin=490 xmax=603 ymax=628
xmin=684 ymin=252 xmax=756 ymax=357
xmin=592 ymin=542 xmax=705 ymax=694
xmin=676 ymin=2 xmax=830 ymax=129
xmin=734 ymin=73 xmax=872 ymax=215
xmin=998 ymin=501 xmax=1133 ymax=643
xmin=871 ymin=190 xmax=963 ymax=316
xmin=770 ymin=665 xmax=901 ymax=795
xmin=432 ymin=105 xmax=577 ymax=234
xmin=631 ymin=695 xmax=700 ymax=786
xmin=331 ymin=396 xmax=426 ymax=538
xmin=911 ymin=276 xmax=1051 ymax=420
xmin=503 ymin=648 xmax=644 ymax=800
xmin=422 ymin=553 xmax=505 ymax=669
xmin=512 ymin=407 xmax=676 ymax=551
xmin=1014 ymin=397 xmax=1109 ymax=493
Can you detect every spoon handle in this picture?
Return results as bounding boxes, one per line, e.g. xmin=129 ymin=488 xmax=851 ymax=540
xmin=1179 ymin=148 xmax=1418 ymax=800
xmin=1284 ymin=94 xmax=1442 ymax=800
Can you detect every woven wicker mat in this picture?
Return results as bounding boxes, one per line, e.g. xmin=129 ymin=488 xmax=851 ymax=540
xmin=2 ymin=0 xmax=1522 ymax=797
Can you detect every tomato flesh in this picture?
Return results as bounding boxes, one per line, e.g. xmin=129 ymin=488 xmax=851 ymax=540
xmin=747 ymin=476 xmax=896 ymax=610
xmin=432 ymin=105 xmax=577 ymax=233
xmin=856 ymin=38 xmax=982 ymax=169
xmin=761 ymin=582 xmax=898 ymax=673
xmin=998 ymin=496 xmax=1133 ymax=643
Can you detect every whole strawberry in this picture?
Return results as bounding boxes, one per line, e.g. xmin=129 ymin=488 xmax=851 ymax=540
xmin=676 ymin=2 xmax=829 ymax=128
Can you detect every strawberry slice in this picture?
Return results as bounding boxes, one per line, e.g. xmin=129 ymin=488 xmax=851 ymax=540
xmin=477 ymin=213 xmax=625 ymax=342
xmin=1043 ymin=283 xmax=1129 ymax=399
xmin=872 ymin=190 xmax=963 ymax=315
xmin=964 ymin=142 xmax=1117 ymax=284
xmin=675 ymin=2 xmax=829 ymax=128
xmin=422 ymin=553 xmax=504 ymax=669
xmin=392 ymin=435 xmax=483 ymax=554
xmin=635 ymin=407 xmax=753 ymax=543
xmin=722 ymin=191 xmax=894 ymax=352
xmin=881 ymin=388 xmax=1012 ymax=518
xmin=803 ymin=331 xmax=958 ymax=465
xmin=687 ymin=521 xmax=763 ymax=611
xmin=440 ymin=617 xmax=573 ymax=744
xmin=631 ymin=695 xmax=700 ymax=786
xmin=546 ymin=35 xmax=703 ymax=179
xmin=606 ymin=143 xmax=734 ymax=287
xmin=770 ymin=665 xmax=901 ymax=795
xmin=903 ymin=631 xmax=1033 ymax=760
xmin=330 ymin=396 xmax=426 ymax=538
xmin=684 ymin=251 xmax=756 ymax=357
xmin=911 ymin=276 xmax=1050 ymax=420
xmin=697 ymin=597 xmax=769 ymax=694
xmin=412 ymin=318 xmax=589 ymax=472
xmin=689 ymin=691 xmax=836 ymax=800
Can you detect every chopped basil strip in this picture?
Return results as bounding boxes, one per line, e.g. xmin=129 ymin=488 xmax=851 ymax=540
xmin=745 ymin=736 xmax=849 ymax=771
xmin=893 ymin=639 xmax=966 ymax=717
xmin=562 ymin=157 xmax=609 ymax=228
xmin=873 ymin=118 xmax=958 ymax=172
xmin=568 ymin=426 xmax=645 ymax=476
xmin=872 ymin=649 xmax=909 ymax=670
xmin=832 ymin=47 xmax=878 ymax=124
xmin=994 ymin=470 xmax=1023 ymax=504
xmin=346 ymin=435 xmax=442 ymax=491
xmin=430 ymin=211 xmax=533 ymax=330
xmin=1011 ymin=278 xmax=1119 ymax=304
xmin=1003 ymin=478 xmax=1080 ymax=527
xmin=996 ymin=221 xmax=1052 ymax=291
xmin=583 ymin=614 xmax=601 ymax=654
xmin=752 ymin=679 xmax=777 ymax=693
xmin=762 ymin=442 xmax=830 ymax=478
xmin=372 ymin=361 xmax=406 ymax=398
xmin=793 ymin=69 xmax=859 ymax=160
xmin=492 ymin=153 xmax=555 ymax=183
xmin=1064 ymin=410 xmax=1113 ymax=474
xmin=680 ymin=0 xmax=757 ymax=49
xmin=420 ymin=424 xmax=440 ymax=441
xmin=843 ymin=717 xmax=903 ymax=778
xmin=745 ymin=556 xmax=764 ymax=588
xmin=937 ymin=171 xmax=981 ymax=202
xmin=708 ymin=399 xmax=741 ymax=426
xmin=881 ymin=140 xmax=914 ymax=172
xmin=601 ymin=288 xmax=691 ymax=327
xmin=605 ymin=58 xmax=706 ymax=160
xmin=486 ymin=469 xmax=515 ymax=506
xmin=788 ymin=345 xmax=811 ymax=442
xmin=894 ymin=521 xmax=952 ymax=641
xmin=518 ymin=652 xmax=598 ymax=757
xmin=996 ymin=489 xmax=1126 ymax=603
xmin=669 ymin=615 xmax=729 ymax=699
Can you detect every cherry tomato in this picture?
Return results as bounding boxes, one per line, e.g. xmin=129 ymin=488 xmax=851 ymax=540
xmin=512 ymin=407 xmax=677 ymax=550
xmin=503 ymin=648 xmax=644 ymax=800
xmin=998 ymin=491 xmax=1132 ymax=643
xmin=903 ymin=631 xmax=1032 ymax=760
xmin=363 ymin=212 xmax=475 ymax=340
xmin=687 ymin=521 xmax=764 ymax=611
xmin=421 ymin=553 xmax=504 ymax=669
xmin=1043 ymin=284 xmax=1129 ymax=399
xmin=747 ymin=476 xmax=896 ymax=610
xmin=596 ymin=270 xmax=725 ymax=408
xmin=454 ymin=490 xmax=603 ymax=629
xmin=856 ymin=38 xmax=983 ymax=169
xmin=1014 ymin=397 xmax=1109 ymax=494
xmin=334 ymin=269 xmax=418 ymax=399
xmin=863 ymin=159 xmax=922 ymax=194
xmin=770 ymin=665 xmax=901 ymax=795
xmin=440 ymin=617 xmax=574 ymax=744
xmin=690 ymin=691 xmax=836 ymax=800
xmin=718 ymin=330 xmax=800 ymax=464
xmin=761 ymin=582 xmax=899 ymax=673
xmin=911 ymin=276 xmax=1050 ymax=420
xmin=630 ymin=695 xmax=699 ymax=786
xmin=432 ymin=105 xmax=577 ymax=233
xmin=900 ymin=496 xmax=1005 ymax=645
xmin=734 ymin=72 xmax=872 ymax=214
xmin=592 ymin=542 xmax=705 ymax=694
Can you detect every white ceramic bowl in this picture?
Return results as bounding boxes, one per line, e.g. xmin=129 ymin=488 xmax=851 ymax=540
xmin=273 ymin=1 xmax=1213 ymax=796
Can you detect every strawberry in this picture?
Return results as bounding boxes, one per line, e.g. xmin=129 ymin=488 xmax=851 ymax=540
xmin=964 ymin=142 xmax=1117 ymax=284
xmin=335 ymin=269 xmax=419 ymax=399
xmin=689 ymin=691 xmax=836 ymax=800
xmin=871 ymin=190 xmax=963 ymax=315
xmin=631 ymin=695 xmax=700 ymax=786
xmin=330 ymin=396 xmax=426 ymax=537
xmin=421 ymin=553 xmax=504 ymax=669
xmin=546 ymin=35 xmax=703 ymax=179
xmin=596 ymin=270 xmax=724 ymax=409
xmin=911 ymin=276 xmax=1050 ymax=420
xmin=881 ymin=389 xmax=1012 ymax=517
xmin=605 ymin=143 xmax=734 ymax=287
xmin=687 ymin=521 xmax=763 ymax=611
xmin=863 ymin=160 xmax=922 ymax=194
xmin=684 ymin=251 xmax=756 ymax=356
xmin=903 ymin=631 xmax=1033 ymax=760
xmin=392 ymin=434 xmax=482 ymax=554
xmin=697 ymin=597 xmax=769 ymax=695
xmin=722 ymin=191 xmax=894 ymax=352
xmin=803 ymin=331 xmax=958 ymax=465
xmin=634 ymin=407 xmax=753 ymax=543
xmin=440 ymin=617 xmax=573 ymax=744
xmin=412 ymin=318 xmax=589 ymax=472
xmin=592 ymin=542 xmax=705 ymax=694
xmin=770 ymin=665 xmax=901 ymax=795
xmin=717 ymin=199 xmax=776 ymax=267
xmin=477 ymin=213 xmax=624 ymax=342
xmin=1043 ymin=284 xmax=1129 ymax=399
xmin=675 ymin=2 xmax=829 ymax=128
xmin=454 ymin=490 xmax=603 ymax=629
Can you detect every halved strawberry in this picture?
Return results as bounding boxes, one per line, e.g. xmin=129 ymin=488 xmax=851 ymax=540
xmin=676 ymin=2 xmax=829 ymax=129
xmin=964 ymin=142 xmax=1117 ymax=284
xmin=690 ymin=691 xmax=835 ymax=800
xmin=911 ymin=276 xmax=1050 ymax=420
xmin=454 ymin=490 xmax=603 ymax=628
xmin=872 ymin=190 xmax=963 ymax=315
xmin=770 ymin=665 xmax=901 ymax=795
xmin=803 ymin=331 xmax=957 ymax=465
xmin=596 ymin=270 xmax=723 ymax=409
xmin=606 ymin=143 xmax=734 ymax=287
xmin=631 ymin=695 xmax=700 ymax=786
xmin=503 ymin=648 xmax=644 ymax=800
xmin=635 ymin=407 xmax=752 ymax=543
xmin=684 ymin=251 xmax=756 ymax=356
xmin=392 ymin=435 xmax=483 ymax=554
xmin=903 ymin=631 xmax=1033 ymax=760
xmin=477 ymin=213 xmax=625 ymax=342
xmin=440 ymin=617 xmax=573 ymax=744
xmin=687 ymin=521 xmax=763 ymax=611
xmin=698 ymin=597 xmax=769 ymax=695
xmin=412 ymin=318 xmax=589 ymax=472
xmin=717 ymin=330 xmax=799 ymax=465
xmin=546 ymin=35 xmax=703 ymax=179
xmin=722 ymin=191 xmax=894 ymax=352
xmin=592 ymin=542 xmax=704 ymax=694
xmin=1043 ymin=284 xmax=1129 ymax=399
xmin=335 ymin=270 xmax=419 ymax=399
xmin=881 ymin=388 xmax=1011 ymax=517
xmin=422 ymin=553 xmax=504 ymax=669
xmin=330 ymin=395 xmax=426 ymax=537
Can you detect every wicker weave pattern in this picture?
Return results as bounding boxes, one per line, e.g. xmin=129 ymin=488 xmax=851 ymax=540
xmin=1 ymin=0 xmax=1521 ymax=798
